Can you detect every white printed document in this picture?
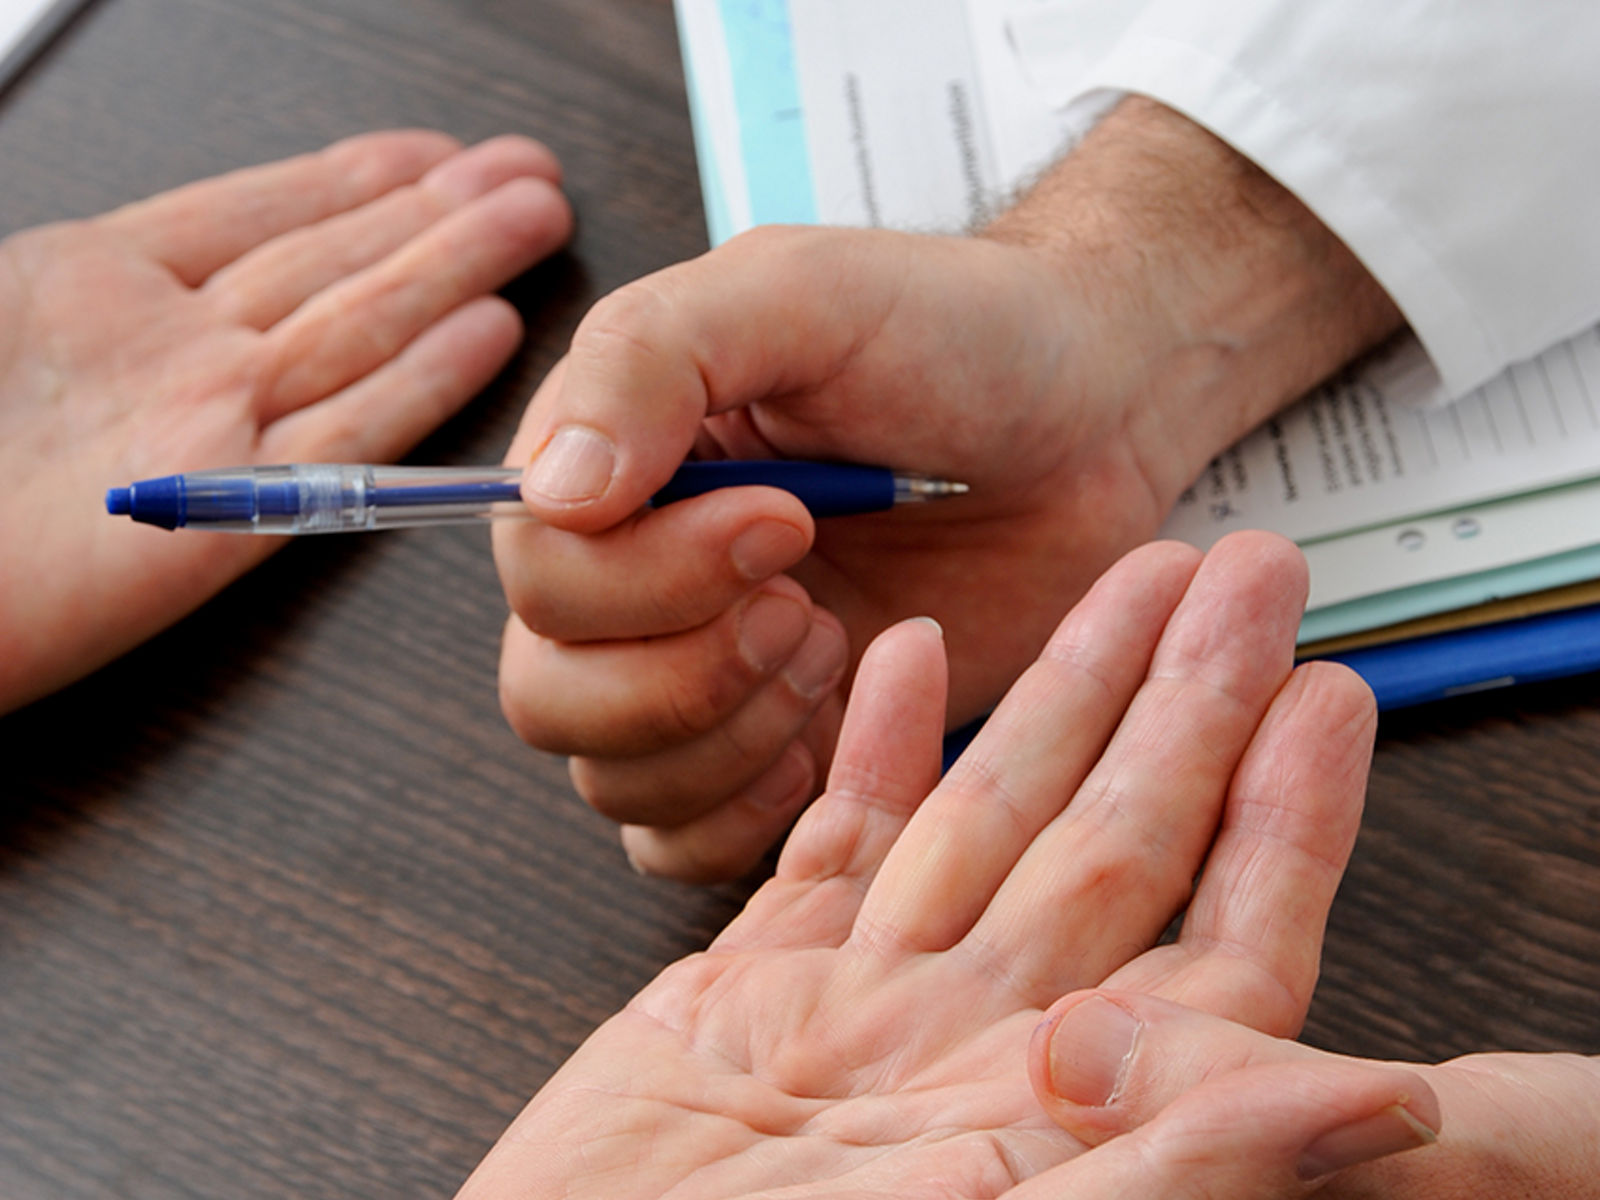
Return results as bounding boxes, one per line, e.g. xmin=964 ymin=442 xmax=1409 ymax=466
xmin=1162 ymin=331 xmax=1600 ymax=548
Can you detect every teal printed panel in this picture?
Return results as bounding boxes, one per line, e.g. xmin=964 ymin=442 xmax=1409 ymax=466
xmin=718 ymin=0 xmax=817 ymax=227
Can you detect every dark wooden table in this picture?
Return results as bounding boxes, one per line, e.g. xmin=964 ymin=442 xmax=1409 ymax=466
xmin=2 ymin=3 xmax=1596 ymax=1197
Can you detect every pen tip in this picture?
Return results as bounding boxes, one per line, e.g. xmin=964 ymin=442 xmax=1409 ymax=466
xmin=106 ymin=487 xmax=131 ymax=516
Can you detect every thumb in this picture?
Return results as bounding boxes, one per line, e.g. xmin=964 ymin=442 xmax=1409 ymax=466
xmin=1029 ymin=989 xmax=1600 ymax=1198
xmin=1028 ymin=990 xmax=1332 ymax=1146
xmin=1010 ymin=1056 xmax=1440 ymax=1200
xmin=509 ymin=227 xmax=899 ymax=534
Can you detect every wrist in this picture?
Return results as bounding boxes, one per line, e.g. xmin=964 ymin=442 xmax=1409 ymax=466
xmin=984 ymin=97 xmax=1403 ymax=502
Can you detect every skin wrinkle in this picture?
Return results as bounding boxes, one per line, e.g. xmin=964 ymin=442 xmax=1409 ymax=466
xmin=813 ymin=785 xmax=920 ymax=888
xmin=706 ymin=702 xmax=793 ymax=793
xmin=817 ymin=235 xmax=913 ymax=396
xmin=585 ymin=679 xmax=817 ymax=823
xmin=1063 ymin=720 xmax=1235 ymax=868
xmin=1138 ymin=667 xmax=1276 ymax=751
xmin=847 ymin=905 xmax=922 ymax=961
xmin=653 ymin=632 xmax=765 ymax=744
xmin=950 ymin=930 xmax=1062 ymax=1009
xmin=946 ymin=752 xmax=1059 ymax=858
xmin=1165 ymin=940 xmax=1308 ymax=1031
xmin=638 ymin=523 xmax=725 ymax=632
xmin=1220 ymin=795 xmax=1351 ymax=879
xmin=1032 ymin=626 xmax=1136 ymax=703
xmin=1053 ymin=786 xmax=1201 ymax=901
xmin=575 ymin=282 xmax=697 ymax=416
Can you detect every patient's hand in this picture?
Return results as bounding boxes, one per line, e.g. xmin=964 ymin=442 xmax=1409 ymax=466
xmin=0 ymin=130 xmax=571 ymax=712
xmin=459 ymin=532 xmax=1381 ymax=1199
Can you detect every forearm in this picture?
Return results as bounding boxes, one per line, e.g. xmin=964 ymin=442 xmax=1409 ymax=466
xmin=985 ymin=97 xmax=1404 ymax=503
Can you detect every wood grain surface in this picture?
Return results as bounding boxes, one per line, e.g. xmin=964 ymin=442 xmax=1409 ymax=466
xmin=2 ymin=2 xmax=1597 ymax=1197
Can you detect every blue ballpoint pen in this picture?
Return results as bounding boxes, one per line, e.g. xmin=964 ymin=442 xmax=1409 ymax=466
xmin=105 ymin=461 xmax=969 ymax=533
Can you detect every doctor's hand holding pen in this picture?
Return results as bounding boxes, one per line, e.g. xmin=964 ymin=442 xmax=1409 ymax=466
xmin=0 ymin=130 xmax=571 ymax=716
xmin=491 ymin=97 xmax=1403 ymax=881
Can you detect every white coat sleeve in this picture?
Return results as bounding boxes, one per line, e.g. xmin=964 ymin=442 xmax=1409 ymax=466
xmin=1069 ymin=0 xmax=1600 ymax=401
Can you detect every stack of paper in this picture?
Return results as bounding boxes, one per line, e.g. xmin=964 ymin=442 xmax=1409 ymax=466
xmin=675 ymin=0 xmax=1600 ymax=707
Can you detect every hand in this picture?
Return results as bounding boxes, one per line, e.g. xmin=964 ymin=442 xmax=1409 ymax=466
xmin=0 ymin=130 xmax=572 ymax=713
xmin=1028 ymin=988 xmax=1597 ymax=1198
xmin=493 ymin=98 xmax=1401 ymax=880
xmin=458 ymin=532 xmax=1382 ymax=1198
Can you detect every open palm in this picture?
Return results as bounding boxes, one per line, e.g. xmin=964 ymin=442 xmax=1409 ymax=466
xmin=460 ymin=533 xmax=1378 ymax=1198
xmin=0 ymin=130 xmax=570 ymax=712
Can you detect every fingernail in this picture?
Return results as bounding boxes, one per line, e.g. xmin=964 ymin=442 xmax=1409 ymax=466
xmin=1296 ymin=1103 xmax=1438 ymax=1181
xmin=908 ymin=616 xmax=944 ymax=638
xmin=730 ymin=521 xmax=809 ymax=581
xmin=525 ymin=426 xmax=615 ymax=504
xmin=745 ymin=744 xmax=814 ymax=811
xmin=737 ymin=591 xmax=811 ymax=674
xmin=782 ymin=616 xmax=848 ymax=700
xmin=1045 ymin=996 xmax=1141 ymax=1108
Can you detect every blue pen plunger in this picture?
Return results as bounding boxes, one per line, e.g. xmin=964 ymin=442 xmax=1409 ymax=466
xmin=105 ymin=474 xmax=188 ymax=529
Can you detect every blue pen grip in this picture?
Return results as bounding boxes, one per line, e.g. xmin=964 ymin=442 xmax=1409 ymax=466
xmin=651 ymin=460 xmax=894 ymax=518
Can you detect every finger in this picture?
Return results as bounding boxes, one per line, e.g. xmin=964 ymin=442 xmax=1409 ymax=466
xmin=570 ymin=611 xmax=849 ymax=826
xmin=1108 ymin=661 xmax=1376 ymax=1036
xmin=257 ymin=174 xmax=571 ymax=421
xmin=498 ymin=577 xmax=820 ymax=759
xmin=619 ymin=735 xmax=821 ymax=886
xmin=259 ymin=295 xmax=523 ymax=462
xmin=494 ymin=484 xmax=814 ymax=644
xmin=850 ymin=539 xmax=1204 ymax=953
xmin=960 ymin=531 xmax=1308 ymax=1003
xmin=709 ymin=618 xmax=949 ymax=940
xmin=778 ymin=616 xmax=947 ymax=887
xmin=102 ymin=130 xmax=463 ymax=284
xmin=620 ymin=692 xmax=846 ymax=884
xmin=1015 ymin=1044 xmax=1438 ymax=1199
xmin=205 ymin=136 xmax=564 ymax=330
xmin=510 ymin=226 xmax=914 ymax=533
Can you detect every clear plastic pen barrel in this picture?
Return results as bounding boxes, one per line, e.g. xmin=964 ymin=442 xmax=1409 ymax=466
xmin=184 ymin=464 xmax=527 ymax=533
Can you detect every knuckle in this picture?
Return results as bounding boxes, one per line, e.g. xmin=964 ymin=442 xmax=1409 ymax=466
xmin=569 ymin=758 xmax=659 ymax=825
xmin=501 ymin=579 xmax=572 ymax=637
xmin=633 ymin=829 xmax=760 ymax=885
xmin=637 ymin=558 xmax=727 ymax=632
xmin=649 ymin=615 xmax=773 ymax=742
xmin=572 ymin=278 xmax=675 ymax=364
xmin=493 ymin=533 xmax=597 ymax=639
xmin=723 ymin=222 xmax=812 ymax=260
xmin=651 ymin=664 xmax=745 ymax=743
xmin=497 ymin=632 xmax=574 ymax=753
